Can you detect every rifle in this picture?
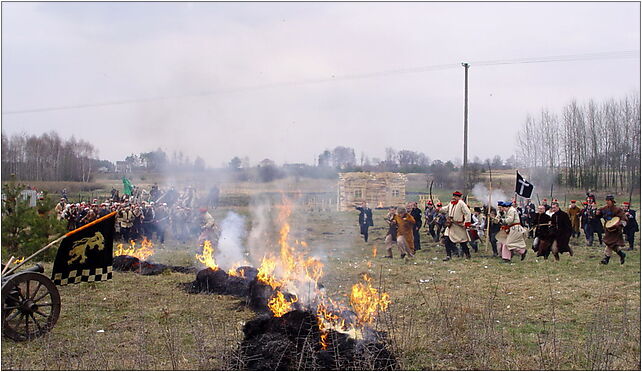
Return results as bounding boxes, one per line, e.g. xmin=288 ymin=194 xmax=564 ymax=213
xmin=536 ymin=193 xmax=541 ymax=206
xmin=486 ymin=161 xmax=493 ymax=252
xmin=429 ymin=179 xmax=435 ymax=207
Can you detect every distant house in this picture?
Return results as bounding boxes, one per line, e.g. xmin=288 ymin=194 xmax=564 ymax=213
xmin=115 ymin=161 xmax=132 ymax=173
xmin=283 ymin=163 xmax=307 ymax=170
xmin=337 ymin=172 xmax=407 ymax=211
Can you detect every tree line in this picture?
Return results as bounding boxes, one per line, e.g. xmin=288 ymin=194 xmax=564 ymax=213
xmin=516 ymin=93 xmax=641 ymax=192
xmin=1 ymin=132 xmax=104 ymax=182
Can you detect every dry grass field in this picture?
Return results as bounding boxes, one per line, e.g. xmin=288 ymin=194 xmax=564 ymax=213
xmin=2 ymin=203 xmax=640 ymax=370
xmin=2 ymin=175 xmax=640 ymax=370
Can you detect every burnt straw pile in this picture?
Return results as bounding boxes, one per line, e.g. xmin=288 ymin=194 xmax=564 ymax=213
xmin=113 ymin=255 xmax=196 ymax=276
xmin=183 ymin=208 xmax=398 ymax=370
xmin=238 ymin=310 xmax=398 ymax=370
xmin=184 ymin=266 xmax=258 ymax=297
xmin=185 ymin=266 xmax=312 ymax=314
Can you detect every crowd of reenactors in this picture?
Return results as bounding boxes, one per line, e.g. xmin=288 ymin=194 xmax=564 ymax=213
xmin=356 ymin=190 xmax=638 ymax=266
xmin=54 ymin=184 xmax=222 ymax=244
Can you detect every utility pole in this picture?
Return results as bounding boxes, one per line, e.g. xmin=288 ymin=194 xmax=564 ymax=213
xmin=462 ymin=62 xmax=469 ymax=195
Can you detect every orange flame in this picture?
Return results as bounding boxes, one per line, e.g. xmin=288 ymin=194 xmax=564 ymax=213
xmin=114 ymin=238 xmax=155 ymax=261
xmin=372 ymin=245 xmax=377 ymax=258
xmin=316 ymin=296 xmax=350 ymax=350
xmin=227 ymin=265 xmax=246 ymax=278
xmin=267 ymin=290 xmax=298 ymax=317
xmin=195 ymin=240 xmax=218 ymax=271
xmin=349 ymin=274 xmax=391 ymax=326
xmin=257 ymin=256 xmax=282 ymax=289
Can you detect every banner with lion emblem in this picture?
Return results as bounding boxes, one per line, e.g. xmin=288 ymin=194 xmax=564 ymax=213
xmin=52 ymin=211 xmax=117 ymax=285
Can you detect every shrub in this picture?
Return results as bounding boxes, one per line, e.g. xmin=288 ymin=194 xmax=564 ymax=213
xmin=1 ymin=181 xmax=66 ymax=261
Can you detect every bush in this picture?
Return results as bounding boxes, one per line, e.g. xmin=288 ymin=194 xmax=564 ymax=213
xmin=1 ymin=181 xmax=66 ymax=261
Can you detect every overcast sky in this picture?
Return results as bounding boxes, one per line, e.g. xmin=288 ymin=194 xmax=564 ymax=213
xmin=2 ymin=2 xmax=640 ymax=167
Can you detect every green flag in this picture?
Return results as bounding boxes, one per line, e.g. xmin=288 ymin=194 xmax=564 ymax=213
xmin=122 ymin=177 xmax=134 ymax=196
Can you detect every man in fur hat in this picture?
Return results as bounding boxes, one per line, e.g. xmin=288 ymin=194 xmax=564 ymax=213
xmin=596 ymin=195 xmax=628 ymax=264
xmin=567 ymin=200 xmax=582 ymax=238
xmin=440 ymin=191 xmax=472 ymax=260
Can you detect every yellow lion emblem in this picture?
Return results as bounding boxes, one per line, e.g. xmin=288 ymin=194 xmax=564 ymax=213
xmin=68 ymin=232 xmax=105 ymax=265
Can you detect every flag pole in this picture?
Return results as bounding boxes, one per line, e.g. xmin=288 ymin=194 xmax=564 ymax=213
xmin=3 ymin=235 xmax=66 ymax=276
xmin=1 ymin=256 xmax=16 ymax=276
xmin=486 ymin=161 xmax=492 ymax=252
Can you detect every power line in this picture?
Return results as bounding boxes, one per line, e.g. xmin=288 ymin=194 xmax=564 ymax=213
xmin=3 ymin=50 xmax=638 ymax=115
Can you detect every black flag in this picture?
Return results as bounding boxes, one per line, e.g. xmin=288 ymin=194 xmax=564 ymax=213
xmin=52 ymin=211 xmax=116 ymax=286
xmin=515 ymin=171 xmax=534 ymax=198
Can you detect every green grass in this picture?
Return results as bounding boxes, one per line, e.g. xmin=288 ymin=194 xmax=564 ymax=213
xmin=2 ymin=203 xmax=640 ymax=370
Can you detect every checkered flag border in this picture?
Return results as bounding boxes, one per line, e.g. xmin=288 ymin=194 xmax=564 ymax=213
xmin=53 ymin=266 xmax=112 ymax=286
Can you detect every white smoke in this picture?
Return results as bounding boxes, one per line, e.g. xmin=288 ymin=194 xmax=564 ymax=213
xmin=247 ymin=197 xmax=273 ymax=266
xmin=471 ymin=183 xmax=509 ymax=207
xmin=215 ymin=211 xmax=247 ymax=269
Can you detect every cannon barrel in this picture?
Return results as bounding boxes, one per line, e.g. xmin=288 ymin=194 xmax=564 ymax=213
xmin=2 ymin=264 xmax=44 ymax=283
xmin=20 ymin=264 xmax=45 ymax=274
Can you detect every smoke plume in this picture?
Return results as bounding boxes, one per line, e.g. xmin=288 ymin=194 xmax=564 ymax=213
xmin=215 ymin=211 xmax=247 ymax=270
xmin=471 ymin=183 xmax=509 ymax=207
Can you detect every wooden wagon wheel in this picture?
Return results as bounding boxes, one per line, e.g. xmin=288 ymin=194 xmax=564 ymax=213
xmin=2 ymin=272 xmax=61 ymax=341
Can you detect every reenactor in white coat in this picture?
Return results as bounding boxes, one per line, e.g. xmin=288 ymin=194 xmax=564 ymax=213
xmin=497 ymin=201 xmax=528 ymax=262
xmin=440 ymin=191 xmax=472 ymax=261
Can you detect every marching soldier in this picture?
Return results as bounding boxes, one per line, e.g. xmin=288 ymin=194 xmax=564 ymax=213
xmin=542 ymin=198 xmax=550 ymax=212
xmin=355 ymin=201 xmax=374 ymax=243
xmin=118 ymin=206 xmax=134 ymax=242
xmin=434 ymin=202 xmax=447 ymax=242
xmin=393 ymin=207 xmax=416 ymax=259
xmin=383 ymin=207 xmax=398 ymax=258
xmin=408 ymin=201 xmax=422 ymax=251
xmin=55 ymin=198 xmax=66 ymax=220
xmin=424 ymin=201 xmax=437 ymax=241
xmin=567 ymin=200 xmax=582 ymax=238
xmin=497 ymin=201 xmax=528 ymax=262
xmin=440 ymin=191 xmax=472 ymax=261
xmin=198 ymin=207 xmax=219 ymax=244
xmin=532 ymin=205 xmax=553 ymax=258
xmin=549 ymin=202 xmax=573 ymax=261
xmin=596 ymin=195 xmax=628 ymax=265
xmin=487 ymin=207 xmax=501 ymax=257
xmin=142 ymin=202 xmax=156 ymax=238
xmin=622 ymin=202 xmax=639 ymax=251
xmin=155 ymin=203 xmax=169 ymax=244
xmin=583 ymin=202 xmax=604 ymax=246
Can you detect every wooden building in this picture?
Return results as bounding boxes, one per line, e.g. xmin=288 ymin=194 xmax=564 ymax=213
xmin=337 ymin=172 xmax=407 ymax=211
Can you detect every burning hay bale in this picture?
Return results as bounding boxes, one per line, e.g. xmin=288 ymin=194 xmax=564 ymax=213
xmin=113 ymin=255 xmax=196 ymax=276
xmin=186 ymin=203 xmax=397 ymax=369
xmin=238 ymin=310 xmax=398 ymax=370
xmin=186 ymin=266 xmax=257 ymax=296
xmin=112 ymin=238 xmax=195 ymax=275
